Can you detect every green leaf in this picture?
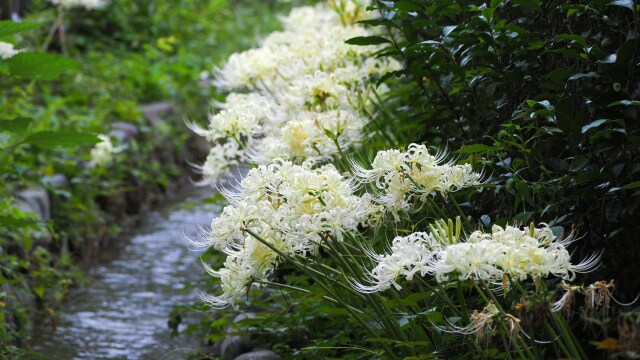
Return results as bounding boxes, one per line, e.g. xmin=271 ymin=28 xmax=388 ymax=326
xmin=0 ymin=117 xmax=33 ymax=134
xmin=622 ymin=181 xmax=640 ymax=190
xmin=480 ymin=8 xmax=494 ymax=23
xmin=513 ymin=0 xmax=543 ymax=12
xmin=607 ymin=0 xmax=635 ymax=10
xmin=569 ymin=156 xmax=589 ymax=172
xmin=442 ymin=25 xmax=457 ymax=37
xmin=556 ymin=34 xmax=587 ymax=48
xmin=345 ymin=36 xmax=390 ymax=46
xmin=599 ymin=53 xmax=617 ymax=64
xmin=24 ymin=131 xmax=100 ymax=149
xmin=581 ymin=119 xmax=608 ymax=133
xmin=0 ymin=215 xmax=38 ymax=227
xmin=5 ymin=52 xmax=78 ymax=80
xmin=33 ymin=286 xmax=45 ymax=299
xmin=455 ymin=143 xmax=494 ymax=153
xmin=608 ymin=100 xmax=640 ymax=107
xmin=568 ymin=71 xmax=600 ymax=81
xmin=0 ymin=21 xmax=40 ymax=37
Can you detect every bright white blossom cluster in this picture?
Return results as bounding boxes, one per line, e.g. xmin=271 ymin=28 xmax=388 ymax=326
xmin=47 ymin=0 xmax=108 ymax=10
xmin=352 ymin=143 xmax=483 ymax=216
xmin=191 ymin=0 xmax=402 ymax=184
xmin=0 ymin=41 xmax=19 ymax=60
xmin=197 ymin=159 xmax=380 ymax=307
xmin=89 ymin=134 xmax=122 ymax=167
xmin=356 ymin=223 xmax=599 ymax=293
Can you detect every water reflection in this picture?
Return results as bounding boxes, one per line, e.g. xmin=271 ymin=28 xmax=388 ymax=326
xmin=36 ymin=186 xmax=218 ymax=359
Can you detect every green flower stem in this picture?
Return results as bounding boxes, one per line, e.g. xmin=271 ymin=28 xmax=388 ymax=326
xmin=416 ymin=277 xmax=464 ymax=319
xmin=544 ymin=322 xmax=572 ymax=359
xmin=332 ymin=137 xmax=353 ymax=175
xmin=540 ymin=282 xmax=587 ymax=360
xmin=254 ymin=280 xmax=365 ymax=315
xmin=244 ymin=228 xmax=365 ymax=301
xmin=474 ymin=281 xmax=535 ymax=359
xmin=324 ymin=235 xmax=406 ymax=344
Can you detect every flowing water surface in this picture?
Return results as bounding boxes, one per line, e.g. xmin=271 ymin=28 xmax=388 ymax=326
xmin=36 ymin=186 xmax=218 ymax=359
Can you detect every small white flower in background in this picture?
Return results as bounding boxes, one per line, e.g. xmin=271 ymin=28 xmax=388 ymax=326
xmin=0 ymin=41 xmax=20 ymax=60
xmin=47 ymin=0 xmax=109 ymax=10
xmin=89 ymin=134 xmax=123 ymax=167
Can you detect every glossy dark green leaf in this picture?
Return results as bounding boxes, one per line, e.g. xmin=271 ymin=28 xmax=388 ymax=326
xmin=0 ymin=21 xmax=39 ymax=37
xmin=24 ymin=131 xmax=100 ymax=149
xmin=581 ymin=119 xmax=609 ymax=133
xmin=455 ymin=144 xmax=494 ymax=153
xmin=0 ymin=117 xmax=33 ymax=134
xmin=608 ymin=100 xmax=640 ymax=107
xmin=5 ymin=52 xmax=78 ymax=80
xmin=607 ymin=0 xmax=635 ymax=10
xmin=345 ymin=36 xmax=390 ymax=46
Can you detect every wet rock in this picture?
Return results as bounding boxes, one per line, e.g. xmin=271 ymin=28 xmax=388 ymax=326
xmin=15 ymin=187 xmax=50 ymax=221
xmin=40 ymin=174 xmax=69 ymax=188
xmin=200 ymin=341 xmax=221 ymax=357
xmin=233 ymin=350 xmax=280 ymax=360
xmin=221 ymin=335 xmax=253 ymax=360
xmin=143 ymin=102 xmax=174 ymax=125
xmin=232 ymin=312 xmax=257 ymax=326
xmin=109 ymin=122 xmax=140 ymax=143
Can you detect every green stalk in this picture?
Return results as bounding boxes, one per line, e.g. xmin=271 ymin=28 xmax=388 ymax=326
xmin=324 ymin=235 xmax=406 ymax=343
xmin=254 ymin=280 xmax=365 ymax=315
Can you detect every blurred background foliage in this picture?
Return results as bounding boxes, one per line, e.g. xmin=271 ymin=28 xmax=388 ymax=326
xmin=0 ymin=0 xmax=300 ymax=356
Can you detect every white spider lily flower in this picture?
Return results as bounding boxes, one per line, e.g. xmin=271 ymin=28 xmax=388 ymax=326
xmin=357 ymin=223 xmax=600 ymax=294
xmin=47 ymin=0 xmax=108 ymax=10
xmin=352 ymin=144 xmax=482 ymax=216
xmin=89 ymin=134 xmax=124 ymax=167
xmin=432 ymin=241 xmax=504 ymax=283
xmin=354 ymin=232 xmax=442 ymax=293
xmin=194 ymin=142 xmax=245 ymax=185
xmin=200 ymin=160 xmax=380 ymax=307
xmin=0 ymin=41 xmax=20 ymax=60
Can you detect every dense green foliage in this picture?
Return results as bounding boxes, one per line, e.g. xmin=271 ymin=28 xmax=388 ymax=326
xmin=366 ymin=0 xmax=639 ymax=297
xmin=0 ymin=0 xmax=291 ymax=356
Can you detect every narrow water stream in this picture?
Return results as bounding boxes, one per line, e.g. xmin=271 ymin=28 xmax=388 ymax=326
xmin=36 ymin=186 xmax=218 ymax=359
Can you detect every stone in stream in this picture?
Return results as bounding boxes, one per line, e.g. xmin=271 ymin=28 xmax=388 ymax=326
xmin=40 ymin=174 xmax=69 ymax=188
xmin=233 ymin=350 xmax=281 ymax=360
xmin=220 ymin=334 xmax=253 ymax=360
xmin=109 ymin=121 xmax=140 ymax=143
xmin=15 ymin=187 xmax=50 ymax=221
xmin=220 ymin=312 xmax=259 ymax=359
xmin=142 ymin=102 xmax=174 ymax=125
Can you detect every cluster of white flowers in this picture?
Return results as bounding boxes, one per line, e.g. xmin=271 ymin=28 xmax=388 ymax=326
xmin=0 ymin=41 xmax=19 ymax=60
xmin=89 ymin=134 xmax=122 ymax=167
xmin=356 ymin=224 xmax=600 ymax=293
xmin=47 ymin=0 xmax=108 ymax=10
xmin=352 ymin=144 xmax=483 ymax=215
xmin=198 ymin=159 xmax=380 ymax=307
xmin=193 ymin=0 xmax=402 ymax=184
